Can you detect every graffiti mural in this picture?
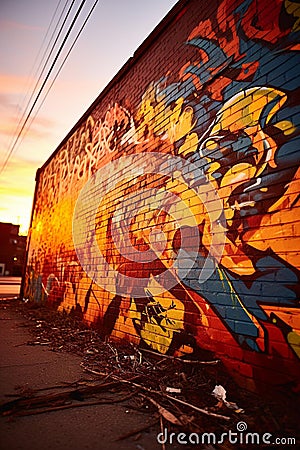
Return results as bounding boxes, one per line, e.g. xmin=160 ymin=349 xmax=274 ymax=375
xmin=24 ymin=0 xmax=300 ymax=390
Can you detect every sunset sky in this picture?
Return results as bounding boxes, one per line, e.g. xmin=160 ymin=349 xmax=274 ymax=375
xmin=0 ymin=0 xmax=177 ymax=234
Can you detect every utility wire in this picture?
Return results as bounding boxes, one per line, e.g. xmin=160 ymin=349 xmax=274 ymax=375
xmin=2 ymin=0 xmax=76 ymax=169
xmin=2 ymin=0 xmax=65 ymax=162
xmin=21 ymin=0 xmax=66 ymax=106
xmin=0 ymin=0 xmax=89 ymax=176
xmin=26 ymin=0 xmax=99 ymax=141
xmin=29 ymin=0 xmax=69 ymax=89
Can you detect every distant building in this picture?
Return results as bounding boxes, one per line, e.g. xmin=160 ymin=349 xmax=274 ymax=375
xmin=0 ymin=222 xmax=27 ymax=276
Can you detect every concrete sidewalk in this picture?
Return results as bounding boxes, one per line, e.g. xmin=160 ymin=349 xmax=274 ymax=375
xmin=0 ymin=301 xmax=161 ymax=450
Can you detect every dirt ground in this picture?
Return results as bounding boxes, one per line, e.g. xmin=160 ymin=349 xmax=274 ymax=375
xmin=1 ymin=299 xmax=299 ymax=449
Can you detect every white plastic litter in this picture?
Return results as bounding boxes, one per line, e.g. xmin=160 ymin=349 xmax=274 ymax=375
xmin=166 ymin=387 xmax=182 ymax=394
xmin=212 ymin=385 xmax=244 ymax=412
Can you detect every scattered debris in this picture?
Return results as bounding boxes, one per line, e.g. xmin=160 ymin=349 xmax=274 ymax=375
xmin=1 ymin=299 xmax=299 ymax=446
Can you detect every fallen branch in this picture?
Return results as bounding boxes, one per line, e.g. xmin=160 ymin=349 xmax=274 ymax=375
xmin=0 ymin=376 xmax=140 ymax=416
xmin=80 ymin=364 xmax=106 ymax=377
xmin=111 ymin=376 xmax=230 ymax=421
xmin=13 ymin=393 xmax=136 ymax=417
xmin=11 ymin=378 xmax=115 ymax=397
xmin=140 ymin=348 xmax=220 ymax=365
xmin=164 ymin=394 xmax=230 ymax=420
xmin=160 ymin=416 xmax=166 ymax=450
xmin=143 ymin=395 xmax=182 ymax=426
xmin=27 ymin=341 xmax=51 ymax=346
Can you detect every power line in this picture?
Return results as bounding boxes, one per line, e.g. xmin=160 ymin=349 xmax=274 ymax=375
xmin=26 ymin=0 xmax=99 ymax=141
xmin=0 ymin=0 xmax=92 ymax=176
xmin=2 ymin=0 xmax=76 ymax=168
xmin=29 ymin=0 xmax=70 ymax=88
xmin=3 ymin=0 xmax=66 ymax=164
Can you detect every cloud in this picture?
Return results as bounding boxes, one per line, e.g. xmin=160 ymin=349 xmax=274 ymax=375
xmin=0 ymin=144 xmax=48 ymax=176
xmin=0 ymin=113 xmax=55 ymax=138
xmin=0 ymin=73 xmax=35 ymax=95
xmin=0 ymin=183 xmax=34 ymax=198
xmin=0 ymin=20 xmax=42 ymax=32
xmin=0 ymin=196 xmax=33 ymax=235
xmin=0 ymin=154 xmax=37 ymax=233
xmin=2 ymin=154 xmax=38 ymax=169
xmin=0 ymin=94 xmax=15 ymax=108
xmin=0 ymin=154 xmax=37 ymax=177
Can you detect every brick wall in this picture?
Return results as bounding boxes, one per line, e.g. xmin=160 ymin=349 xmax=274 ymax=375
xmin=24 ymin=0 xmax=300 ymax=392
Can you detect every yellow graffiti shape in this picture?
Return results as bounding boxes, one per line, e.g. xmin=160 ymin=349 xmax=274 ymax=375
xmin=288 ymin=331 xmax=300 ymax=358
xmin=178 ymin=132 xmax=199 ymax=156
xmin=285 ymin=0 xmax=300 ymax=31
xmin=136 ymin=83 xmax=199 ymax=154
xmin=169 ymin=103 xmax=196 ymax=143
xmin=130 ymin=282 xmax=185 ymax=354
xmin=202 ymin=88 xmax=287 ymax=208
xmin=211 ymin=87 xmax=287 ymax=135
